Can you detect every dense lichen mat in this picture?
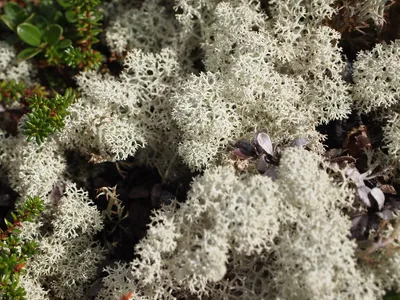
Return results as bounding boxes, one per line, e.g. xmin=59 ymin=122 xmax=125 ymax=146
xmin=1 ymin=0 xmax=400 ymax=299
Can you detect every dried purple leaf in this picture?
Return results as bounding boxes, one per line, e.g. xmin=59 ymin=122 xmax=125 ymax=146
xmin=263 ymin=165 xmax=278 ymax=180
xmin=232 ymin=148 xmax=251 ymax=159
xmin=382 ymin=196 xmax=400 ymax=211
xmin=346 ymin=168 xmax=364 ymax=187
xmin=273 ymin=144 xmax=282 ymax=157
xmin=290 ymin=137 xmax=309 ymax=148
xmin=375 ymin=209 xmax=393 ymax=220
xmin=257 ymin=154 xmax=268 ymax=173
xmin=324 ymin=148 xmax=345 ymax=159
xmin=369 ymin=187 xmax=385 ymax=211
xmin=254 ymin=132 xmax=274 ymax=156
xmin=350 ymin=215 xmax=369 ymax=240
xmin=234 ymin=140 xmax=257 ymax=157
xmin=49 ymin=181 xmax=66 ymax=205
xmin=357 ymin=185 xmax=372 ymax=207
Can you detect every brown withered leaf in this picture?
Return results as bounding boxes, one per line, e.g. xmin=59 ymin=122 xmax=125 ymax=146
xmin=379 ymin=184 xmax=397 ymax=194
xmin=324 ymin=148 xmax=345 ymax=159
xmin=344 ymin=125 xmax=371 ymax=158
xmin=330 ymin=155 xmax=357 ymax=169
xmin=88 ymin=152 xmax=105 ymax=164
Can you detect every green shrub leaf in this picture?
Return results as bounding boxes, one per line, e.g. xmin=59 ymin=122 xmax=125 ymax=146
xmin=56 ymin=0 xmax=73 ymax=9
xmin=65 ymin=10 xmax=78 ymax=23
xmin=17 ymin=23 xmax=42 ymax=46
xmin=17 ymin=47 xmax=42 ymax=60
xmin=52 ymin=11 xmax=63 ymax=23
xmin=57 ymin=38 xmax=72 ymax=49
xmin=43 ymin=24 xmax=63 ymax=45
xmin=39 ymin=4 xmax=56 ymax=21
xmin=0 ymin=15 xmax=16 ymax=31
xmin=4 ymin=2 xmax=26 ymax=24
xmin=25 ymin=14 xmax=48 ymax=32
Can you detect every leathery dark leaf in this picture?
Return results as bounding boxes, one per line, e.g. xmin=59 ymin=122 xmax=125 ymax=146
xmin=346 ymin=167 xmax=364 ymax=188
xmin=257 ymin=154 xmax=268 ymax=173
xmin=232 ymin=148 xmax=251 ymax=159
xmin=375 ymin=209 xmax=393 ymax=221
xmin=350 ymin=215 xmax=369 ymax=240
xmin=368 ymin=187 xmax=385 ymax=211
xmin=357 ymin=185 xmax=372 ymax=207
xmin=290 ymin=137 xmax=309 ymax=148
xmin=254 ymin=132 xmax=274 ymax=156
xmin=263 ymin=165 xmax=277 ymax=180
xmin=234 ymin=140 xmax=256 ymax=157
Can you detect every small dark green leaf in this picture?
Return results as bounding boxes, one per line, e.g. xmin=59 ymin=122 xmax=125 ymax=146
xmin=23 ymin=13 xmax=36 ymax=24
xmin=92 ymin=15 xmax=103 ymax=23
xmin=90 ymin=28 xmax=103 ymax=35
xmin=17 ymin=47 xmax=42 ymax=60
xmin=43 ymin=24 xmax=63 ymax=45
xmin=36 ymin=135 xmax=44 ymax=145
xmin=25 ymin=14 xmax=48 ymax=32
xmin=56 ymin=0 xmax=73 ymax=8
xmin=17 ymin=23 xmax=42 ymax=46
xmin=91 ymin=36 xmax=100 ymax=44
xmin=0 ymin=15 xmax=16 ymax=31
xmin=13 ymin=229 xmax=21 ymax=235
xmin=65 ymin=10 xmax=78 ymax=23
xmin=4 ymin=2 xmax=26 ymax=23
xmin=4 ymin=218 xmax=12 ymax=228
xmin=39 ymin=4 xmax=56 ymax=21
xmin=52 ymin=11 xmax=63 ymax=23
xmin=56 ymin=39 xmax=72 ymax=49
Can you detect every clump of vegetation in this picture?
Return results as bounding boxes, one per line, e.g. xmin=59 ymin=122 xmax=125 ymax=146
xmin=0 ymin=0 xmax=103 ymax=70
xmin=0 ymin=196 xmax=44 ymax=299
xmin=0 ymin=0 xmax=104 ymax=145
xmin=0 ymin=80 xmax=75 ymax=144
xmin=1 ymin=0 xmax=400 ymax=299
